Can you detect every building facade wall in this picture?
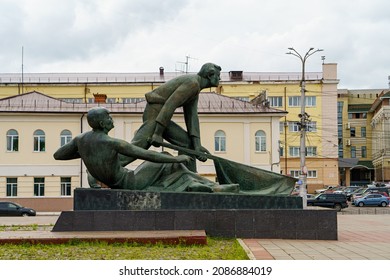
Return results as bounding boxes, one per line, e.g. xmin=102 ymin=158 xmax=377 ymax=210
xmin=372 ymin=103 xmax=390 ymax=182
xmin=339 ymin=89 xmax=385 ymax=186
xmin=0 ymin=65 xmax=339 ymax=192
xmin=217 ymin=64 xmax=339 ymax=190
xmin=0 ymin=106 xmax=282 ymax=211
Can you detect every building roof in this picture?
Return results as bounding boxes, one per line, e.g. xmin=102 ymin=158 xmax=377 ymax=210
xmin=0 ymin=91 xmax=287 ymax=115
xmin=353 ymin=161 xmax=374 ymax=170
xmin=338 ymin=158 xmax=359 ymax=168
xmin=369 ymin=90 xmax=390 ymax=112
xmin=0 ymin=71 xmax=323 ymax=84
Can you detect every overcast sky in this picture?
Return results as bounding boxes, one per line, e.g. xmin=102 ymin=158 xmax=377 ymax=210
xmin=0 ymin=0 xmax=389 ymax=89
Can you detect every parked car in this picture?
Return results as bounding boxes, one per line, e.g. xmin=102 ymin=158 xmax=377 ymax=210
xmin=353 ymin=194 xmax=390 ymax=207
xmin=289 ymin=187 xmax=316 ymax=199
xmin=328 ymin=186 xmax=346 ymax=194
xmin=314 ymin=186 xmax=337 ymax=194
xmin=348 ymin=187 xmax=367 ymax=202
xmin=351 ymin=187 xmax=390 ymax=203
xmin=0 ymin=202 xmax=36 ymax=216
xmin=340 ymin=186 xmax=360 ymax=196
xmin=367 ymin=182 xmax=390 ymax=188
xmin=307 ymin=193 xmax=348 ymax=211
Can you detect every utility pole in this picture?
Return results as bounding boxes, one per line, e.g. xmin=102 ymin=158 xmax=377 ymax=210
xmin=286 ymin=47 xmax=323 ymax=208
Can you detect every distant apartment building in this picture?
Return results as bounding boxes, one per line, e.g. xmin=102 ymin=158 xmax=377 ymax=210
xmin=370 ymin=90 xmax=390 ymax=182
xmin=337 ymin=89 xmax=388 ymax=186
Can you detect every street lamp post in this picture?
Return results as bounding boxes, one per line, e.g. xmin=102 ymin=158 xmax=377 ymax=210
xmin=286 ymin=47 xmax=323 ymax=208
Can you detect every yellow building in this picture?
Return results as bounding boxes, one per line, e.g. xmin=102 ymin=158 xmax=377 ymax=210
xmin=337 ymin=89 xmax=387 ymax=186
xmin=0 ymin=64 xmax=339 ymax=194
xmin=0 ymin=91 xmax=286 ymax=211
xmin=218 ymin=64 xmax=339 ymax=192
xmin=369 ymin=90 xmax=390 ymax=182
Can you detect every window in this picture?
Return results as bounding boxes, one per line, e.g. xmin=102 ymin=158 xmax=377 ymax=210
xmin=34 ymin=130 xmax=46 ymax=152
xmin=255 ymin=130 xmax=266 ymax=152
xmin=351 ymin=146 xmax=356 ymax=158
xmin=288 ymin=96 xmax=300 ymax=107
xmin=307 ymin=121 xmax=317 ymax=132
xmin=361 ymin=146 xmax=367 ymax=158
xmin=34 ymin=177 xmax=45 ymax=196
xmin=60 ymin=130 xmax=72 ymax=146
xmin=307 ymin=170 xmax=317 ymax=178
xmin=305 ymin=96 xmax=316 ymax=107
xmin=214 ymin=130 xmax=226 ymax=152
xmin=62 ymin=98 xmax=82 ymax=103
xmin=361 ymin=127 xmax=366 ymax=137
xmin=233 ymin=97 xmax=249 ymax=102
xmin=122 ymin=98 xmax=145 ymax=104
xmin=106 ymin=98 xmax=117 ymax=103
xmin=269 ymin=96 xmax=283 ymax=107
xmin=279 ymin=122 xmax=285 ymax=133
xmin=6 ymin=129 xmax=19 ymax=152
xmin=350 ymin=127 xmax=356 ymax=137
xmin=290 ymin=170 xmax=300 ymax=178
xmin=289 ymin=146 xmax=300 ymax=157
xmin=288 ymin=122 xmax=300 ymax=132
xmin=306 ymin=146 xmax=317 ymax=157
xmin=61 ymin=177 xmax=72 ymax=196
xmin=348 ymin=113 xmax=367 ymax=119
xmin=6 ymin=178 xmax=17 ymax=197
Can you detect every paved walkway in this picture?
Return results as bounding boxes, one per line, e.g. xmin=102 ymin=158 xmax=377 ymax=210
xmin=2 ymin=212 xmax=390 ymax=260
xmin=240 ymin=214 xmax=390 ymax=260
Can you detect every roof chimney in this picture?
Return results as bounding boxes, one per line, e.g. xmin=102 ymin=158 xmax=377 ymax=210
xmin=229 ymin=71 xmax=243 ymax=81
xmin=93 ymin=93 xmax=107 ymax=103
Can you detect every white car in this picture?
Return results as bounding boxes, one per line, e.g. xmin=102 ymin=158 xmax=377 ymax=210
xmin=315 ymin=186 xmax=336 ymax=194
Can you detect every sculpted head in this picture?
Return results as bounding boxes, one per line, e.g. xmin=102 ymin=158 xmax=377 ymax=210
xmin=197 ymin=63 xmax=221 ymax=87
xmin=87 ymin=107 xmax=114 ymax=132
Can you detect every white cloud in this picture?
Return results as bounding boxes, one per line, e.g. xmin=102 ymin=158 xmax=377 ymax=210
xmin=0 ymin=0 xmax=389 ymax=88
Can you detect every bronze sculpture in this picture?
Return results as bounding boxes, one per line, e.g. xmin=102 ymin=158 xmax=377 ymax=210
xmin=54 ymin=107 xmax=237 ymax=192
xmin=124 ymin=62 xmax=222 ymax=171
xmin=53 ymin=62 xmax=296 ymax=195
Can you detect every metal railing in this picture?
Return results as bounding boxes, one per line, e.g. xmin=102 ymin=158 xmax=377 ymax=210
xmin=0 ymin=72 xmax=323 ymax=84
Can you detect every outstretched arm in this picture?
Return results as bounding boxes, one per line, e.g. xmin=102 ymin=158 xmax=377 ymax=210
xmin=53 ymin=138 xmax=80 ymax=160
xmin=115 ymin=139 xmax=191 ymax=164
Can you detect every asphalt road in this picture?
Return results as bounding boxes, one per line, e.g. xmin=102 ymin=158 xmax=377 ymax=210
xmin=0 ymin=203 xmax=389 ymax=226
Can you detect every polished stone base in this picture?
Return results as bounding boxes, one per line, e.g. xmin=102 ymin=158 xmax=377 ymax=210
xmin=52 ymin=208 xmax=338 ymax=240
xmin=73 ymin=188 xmax=303 ymax=210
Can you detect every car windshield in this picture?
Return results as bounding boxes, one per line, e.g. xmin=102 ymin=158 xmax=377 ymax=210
xmin=345 ymin=187 xmax=358 ymax=193
xmin=353 ymin=188 xmax=366 ymax=194
xmin=12 ymin=202 xmax=22 ymax=207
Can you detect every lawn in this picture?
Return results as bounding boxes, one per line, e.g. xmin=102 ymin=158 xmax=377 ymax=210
xmin=0 ymin=225 xmax=249 ymax=260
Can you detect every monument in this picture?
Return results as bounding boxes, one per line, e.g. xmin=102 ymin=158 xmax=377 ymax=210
xmin=52 ymin=63 xmax=337 ymax=240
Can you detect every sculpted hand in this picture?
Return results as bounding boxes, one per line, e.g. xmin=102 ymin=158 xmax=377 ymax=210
xmin=149 ymin=133 xmax=163 ymax=147
xmin=195 ymin=145 xmax=209 ymax=162
xmin=176 ymin=155 xmax=193 ymax=164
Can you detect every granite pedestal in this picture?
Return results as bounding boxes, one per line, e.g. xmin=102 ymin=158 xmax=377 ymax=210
xmin=52 ymin=189 xmax=338 ymax=240
xmin=73 ymin=188 xmax=303 ymax=210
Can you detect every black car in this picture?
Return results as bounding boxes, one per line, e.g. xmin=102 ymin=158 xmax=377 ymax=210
xmin=307 ymin=193 xmax=348 ymax=211
xmin=0 ymin=202 xmax=36 ymax=216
